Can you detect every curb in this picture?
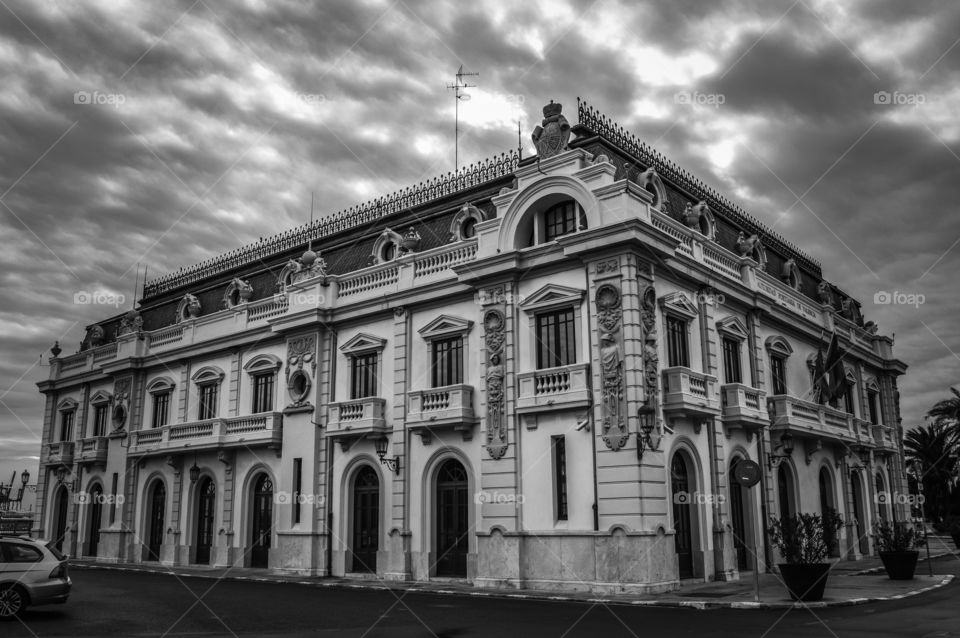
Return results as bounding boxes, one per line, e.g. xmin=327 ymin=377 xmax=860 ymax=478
xmin=844 ymin=552 xmax=954 ymax=576
xmin=70 ymin=562 xmax=955 ymax=610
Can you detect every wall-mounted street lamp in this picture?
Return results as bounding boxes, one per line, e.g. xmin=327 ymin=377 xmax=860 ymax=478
xmin=374 ymin=437 xmax=400 ymax=475
xmin=189 ymin=453 xmax=201 ymax=483
xmin=636 ymin=403 xmax=662 ymax=462
xmin=55 ymin=465 xmax=76 ymax=491
xmin=766 ymin=432 xmax=795 ymax=469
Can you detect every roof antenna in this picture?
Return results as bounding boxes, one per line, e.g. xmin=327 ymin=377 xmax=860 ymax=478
xmin=447 ymin=65 xmax=478 ymax=172
xmin=308 ymin=191 xmax=315 ymax=252
xmin=142 ymin=265 xmax=148 ymax=301
xmin=518 ymin=120 xmax=523 ymax=160
xmin=131 ymin=263 xmax=140 ymax=310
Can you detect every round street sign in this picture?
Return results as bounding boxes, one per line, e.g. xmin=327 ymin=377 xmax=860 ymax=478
xmin=733 ymin=460 xmax=762 ymax=488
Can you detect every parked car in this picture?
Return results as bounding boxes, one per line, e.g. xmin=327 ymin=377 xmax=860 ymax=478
xmin=0 ymin=536 xmax=71 ymax=619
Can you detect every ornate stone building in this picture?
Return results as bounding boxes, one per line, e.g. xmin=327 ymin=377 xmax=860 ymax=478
xmin=35 ymin=99 xmax=908 ymax=593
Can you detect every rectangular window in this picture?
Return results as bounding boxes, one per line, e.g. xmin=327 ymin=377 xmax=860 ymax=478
xmin=151 ymin=392 xmax=170 ymax=429
xmin=544 ymin=201 xmax=578 ymax=241
xmin=109 ymin=473 xmax=119 ymax=524
xmin=292 ymin=458 xmax=302 ymax=525
xmin=198 ymin=384 xmax=219 ymax=420
xmin=59 ymin=411 xmax=74 ymax=441
xmin=867 ymin=390 xmax=880 ymax=424
xmin=92 ymin=405 xmax=108 ymax=437
xmin=252 ymin=373 xmax=275 ymax=413
xmin=722 ymin=338 xmax=742 ymax=384
xmin=351 ymin=353 xmax=378 ymax=399
xmin=536 ymin=309 xmax=576 ymax=369
xmin=665 ymin=316 xmax=689 ymax=368
xmin=770 ymin=355 xmax=787 ymax=395
xmin=431 ymin=337 xmax=463 ymax=387
xmin=843 ymin=384 xmax=856 ymax=415
xmin=553 ymin=436 xmax=568 ymax=521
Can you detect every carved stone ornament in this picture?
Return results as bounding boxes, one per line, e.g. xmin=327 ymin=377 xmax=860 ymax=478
xmin=292 ymin=249 xmax=327 ymax=285
xmin=83 ymin=324 xmax=105 ymax=350
xmin=641 ymin=285 xmax=659 ymax=406
xmin=781 ymin=258 xmax=802 ymax=291
xmin=531 ymin=100 xmax=571 ymax=159
xmin=400 ymin=226 xmax=421 ymax=253
xmin=222 ymin=277 xmax=254 ymax=309
xmin=484 ymin=309 xmax=508 ymax=460
xmin=118 ymin=310 xmax=143 ymax=336
xmin=595 ymin=284 xmax=628 ymax=450
xmin=175 ymin=293 xmax=201 ymax=323
xmin=596 ymin=259 xmax=620 ymax=275
xmin=112 ymin=377 xmax=131 ymax=431
xmin=816 ymin=281 xmax=835 ymax=306
xmin=286 ymin=335 xmax=317 ymax=382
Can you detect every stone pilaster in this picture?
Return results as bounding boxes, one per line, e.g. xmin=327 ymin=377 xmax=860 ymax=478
xmin=386 ymin=306 xmax=412 ymax=580
xmin=229 ymin=350 xmax=242 ymax=416
xmin=33 ymin=392 xmax=56 ymax=537
xmin=77 ymin=383 xmax=90 ymax=438
xmin=178 ymin=361 xmax=191 ymax=422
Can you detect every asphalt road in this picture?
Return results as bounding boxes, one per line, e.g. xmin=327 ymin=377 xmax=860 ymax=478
xmin=6 ymin=557 xmax=959 ymax=638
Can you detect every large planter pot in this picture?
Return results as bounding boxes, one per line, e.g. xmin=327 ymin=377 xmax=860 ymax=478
xmin=778 ymin=563 xmax=831 ymax=602
xmin=879 ymin=550 xmax=919 ymax=580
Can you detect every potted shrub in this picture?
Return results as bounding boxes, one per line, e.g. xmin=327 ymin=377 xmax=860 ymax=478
xmin=873 ymin=521 xmax=925 ymax=580
xmin=768 ymin=513 xmax=832 ymax=602
xmin=822 ymin=507 xmax=844 ymax=557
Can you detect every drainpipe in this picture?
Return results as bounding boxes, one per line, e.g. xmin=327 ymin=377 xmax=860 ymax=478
xmin=585 ymin=264 xmax=599 ymax=532
xmin=325 ymin=328 xmax=337 ymax=577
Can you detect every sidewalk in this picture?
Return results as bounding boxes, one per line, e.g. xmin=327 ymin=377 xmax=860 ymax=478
xmin=71 ymin=551 xmax=956 ymax=610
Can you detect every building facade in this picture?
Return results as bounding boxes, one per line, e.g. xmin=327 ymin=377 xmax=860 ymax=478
xmin=35 ymin=99 xmax=908 ymax=593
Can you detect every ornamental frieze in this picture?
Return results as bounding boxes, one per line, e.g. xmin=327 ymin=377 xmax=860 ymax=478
xmin=484 ymin=309 xmax=507 ymax=460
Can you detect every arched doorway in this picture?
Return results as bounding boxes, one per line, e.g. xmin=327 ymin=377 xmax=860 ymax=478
xmin=435 ymin=459 xmax=469 ymax=577
xmin=250 ymin=474 xmax=273 ymax=568
xmin=147 ymin=481 xmax=166 ymax=561
xmin=777 ymin=464 xmax=795 ymax=519
xmin=351 ymin=466 xmax=379 ymax=572
xmin=51 ymin=486 xmax=69 ymax=553
xmin=194 ymin=477 xmax=216 ymax=564
xmin=850 ymin=472 xmax=868 ymax=554
xmin=87 ymin=483 xmax=104 ymax=557
xmin=671 ymin=453 xmax=694 ymax=579
xmin=729 ymin=458 xmax=751 ymax=571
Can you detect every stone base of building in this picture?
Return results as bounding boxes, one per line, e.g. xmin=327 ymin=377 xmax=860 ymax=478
xmin=273 ymin=531 xmax=329 ymax=575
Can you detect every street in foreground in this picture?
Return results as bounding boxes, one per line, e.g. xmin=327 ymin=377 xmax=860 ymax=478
xmin=5 ymin=556 xmax=960 ymax=638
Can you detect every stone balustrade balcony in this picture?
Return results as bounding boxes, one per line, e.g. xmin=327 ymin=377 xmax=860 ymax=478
xmin=720 ymin=383 xmax=768 ymax=429
xmin=766 ymin=395 xmax=865 ymax=446
xmin=516 ymin=363 xmax=591 ymax=414
xmin=76 ymin=436 xmax=109 ymax=465
xmin=871 ymin=423 xmax=898 ymax=453
xmin=127 ymin=412 xmax=283 ymax=457
xmin=45 ymin=441 xmax=75 ymax=466
xmin=326 ymin=397 xmax=388 ymax=447
xmin=661 ymin=367 xmax=720 ymax=419
xmin=406 ymin=385 xmax=477 ymax=443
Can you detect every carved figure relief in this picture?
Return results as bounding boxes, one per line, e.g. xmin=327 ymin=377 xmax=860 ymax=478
xmin=531 ymin=101 xmax=571 ymax=159
xmin=640 ymin=285 xmax=659 ymax=406
xmin=112 ymin=377 xmax=131 ymax=431
xmin=292 ymin=248 xmax=327 ymax=285
xmin=83 ymin=325 xmax=105 ymax=350
xmin=286 ymin=335 xmax=317 ymax=408
xmin=781 ymin=258 xmax=802 ymax=291
xmin=595 ymin=284 xmax=628 ymax=451
xmin=175 ymin=293 xmax=201 ymax=323
xmin=816 ymin=281 xmax=835 ymax=306
xmin=222 ymin=277 xmax=254 ymax=309
xmin=118 ymin=310 xmax=143 ymax=336
xmin=484 ymin=309 xmax=508 ymax=459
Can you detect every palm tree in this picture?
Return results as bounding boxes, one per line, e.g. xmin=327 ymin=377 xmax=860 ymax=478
xmin=903 ymin=422 xmax=959 ymax=522
xmin=926 ymin=386 xmax=960 ymax=432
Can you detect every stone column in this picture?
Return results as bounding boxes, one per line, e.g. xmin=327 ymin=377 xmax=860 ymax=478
xmin=386 ymin=306 xmax=412 ymax=580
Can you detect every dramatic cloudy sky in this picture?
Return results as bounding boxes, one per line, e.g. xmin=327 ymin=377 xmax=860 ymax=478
xmin=1 ymin=0 xmax=958 ymax=486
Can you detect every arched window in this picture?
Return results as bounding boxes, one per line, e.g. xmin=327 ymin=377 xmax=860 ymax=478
xmin=777 ymin=464 xmax=795 ymax=519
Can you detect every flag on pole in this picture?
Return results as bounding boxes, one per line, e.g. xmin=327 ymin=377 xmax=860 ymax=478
xmin=813 ymin=344 xmax=828 ymax=404
xmin=823 ymin=331 xmax=846 ymax=402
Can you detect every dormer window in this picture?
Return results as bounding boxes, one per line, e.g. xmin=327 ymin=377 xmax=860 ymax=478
xmin=518 ymin=196 xmax=587 ymax=248
xmin=382 ymin=242 xmax=397 ymax=262
xmin=544 ymin=200 xmax=579 ymax=241
xmin=461 ymin=217 xmax=477 ymax=239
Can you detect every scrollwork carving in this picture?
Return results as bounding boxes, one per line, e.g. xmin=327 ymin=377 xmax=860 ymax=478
xmin=484 ymin=309 xmax=507 ymax=459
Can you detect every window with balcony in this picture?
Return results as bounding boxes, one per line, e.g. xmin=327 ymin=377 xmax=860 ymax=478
xmin=431 ymin=336 xmax=463 ymax=387
xmin=764 ymin=335 xmax=794 ymax=396
xmin=553 ymin=435 xmax=568 ymax=521
xmin=92 ymin=404 xmax=108 ymax=437
xmin=840 ymin=368 xmax=858 ymax=416
xmin=252 ymin=373 xmax=275 ymax=413
xmin=867 ymin=389 xmax=880 ymax=424
xmin=152 ymin=392 xmax=170 ymax=428
xmin=666 ymin=316 xmax=689 ymax=368
xmin=770 ymin=355 xmax=788 ymax=395
xmin=59 ymin=409 xmax=75 ymax=442
xmin=350 ymin=353 xmax=378 ymax=399
xmin=536 ymin=308 xmax=576 ymax=369
xmin=198 ymin=383 xmax=219 ymax=420
xmin=722 ymin=338 xmax=742 ymax=384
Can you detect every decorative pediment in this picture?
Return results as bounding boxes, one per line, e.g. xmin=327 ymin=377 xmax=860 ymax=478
xmin=519 ymin=284 xmax=585 ymax=313
xmin=89 ymin=390 xmax=113 ymax=405
xmin=191 ymin=365 xmax=226 ymax=384
xmin=244 ymin=353 xmax=283 ymax=373
xmin=764 ymin=335 xmax=794 ymax=358
xmin=339 ymin=333 xmax=387 ymax=355
xmin=658 ymin=291 xmax=698 ymax=319
xmin=864 ymin=377 xmax=881 ymax=392
xmin=716 ymin=316 xmax=749 ymax=341
xmin=146 ymin=376 xmax=176 ymax=394
xmin=418 ymin=315 xmax=474 ymax=340
xmin=843 ymin=365 xmax=857 ymax=385
xmin=57 ymin=397 xmax=79 ymax=412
